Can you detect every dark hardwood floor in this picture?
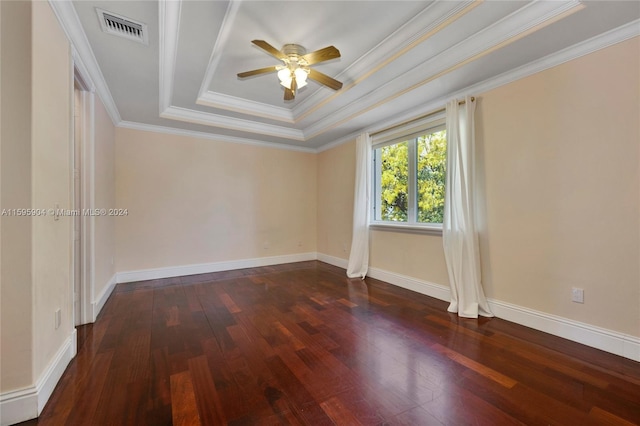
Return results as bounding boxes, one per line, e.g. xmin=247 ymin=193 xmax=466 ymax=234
xmin=20 ymin=261 xmax=640 ymax=425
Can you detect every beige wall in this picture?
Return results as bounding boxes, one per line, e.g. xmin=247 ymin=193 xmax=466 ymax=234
xmin=317 ymin=37 xmax=639 ymax=337
xmin=0 ymin=0 xmax=34 ymax=391
xmin=94 ymin=97 xmax=116 ymax=296
xmin=0 ymin=0 xmax=73 ymax=394
xmin=476 ymin=37 xmax=639 ymax=336
xmin=317 ymin=141 xmax=356 ymax=259
xmin=31 ymin=0 xmax=73 ymax=380
xmin=115 ymin=128 xmax=317 ymax=272
xmin=370 ymin=230 xmax=449 ymax=286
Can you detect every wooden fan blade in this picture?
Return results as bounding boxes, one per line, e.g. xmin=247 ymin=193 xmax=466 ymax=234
xmin=302 ymin=46 xmax=340 ymax=65
xmin=237 ymin=66 xmax=278 ymax=78
xmin=252 ymin=40 xmax=287 ymax=61
xmin=308 ymin=68 xmax=343 ymax=90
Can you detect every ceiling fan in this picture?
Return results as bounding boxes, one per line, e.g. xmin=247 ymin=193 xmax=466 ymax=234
xmin=237 ymin=40 xmax=343 ymax=101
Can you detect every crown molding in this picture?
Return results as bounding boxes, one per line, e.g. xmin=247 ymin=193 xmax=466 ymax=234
xmin=160 ymin=105 xmax=305 ymax=140
xmin=464 ymin=18 xmax=640 ymax=102
xmin=160 ymin=0 xmax=481 ymax=137
xmin=302 ymin=0 xmax=584 ymax=140
xmin=48 ymin=0 xmax=121 ymax=126
xmin=197 ymin=0 xmax=243 ymax=99
xmin=293 ymin=0 xmax=480 ymax=121
xmin=160 ymin=0 xmax=584 ymax=141
xmin=315 ymin=131 xmax=360 ymax=153
xmin=192 ymin=1 xmax=476 ymax=123
xmin=118 ymin=120 xmax=315 ymax=153
xmin=141 ymin=15 xmax=638 ymax=152
xmin=316 ymin=19 xmax=639 ymax=152
xmin=434 ymin=0 xmax=584 ymax=71
xmin=158 ymin=0 xmax=182 ymax=112
xmin=48 ymin=0 xmax=638 ymax=153
xmin=193 ymin=0 xmax=302 ymax=122
xmin=197 ymin=91 xmax=294 ymax=123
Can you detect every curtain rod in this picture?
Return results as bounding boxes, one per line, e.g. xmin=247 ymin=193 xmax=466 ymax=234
xmin=370 ymin=97 xmax=475 ymax=137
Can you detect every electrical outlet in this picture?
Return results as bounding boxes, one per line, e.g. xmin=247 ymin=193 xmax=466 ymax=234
xmin=54 ymin=309 xmax=62 ymax=329
xmin=571 ymin=288 xmax=584 ymax=304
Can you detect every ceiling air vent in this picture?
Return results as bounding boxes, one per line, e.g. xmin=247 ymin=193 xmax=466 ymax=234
xmin=96 ymin=8 xmax=148 ymax=45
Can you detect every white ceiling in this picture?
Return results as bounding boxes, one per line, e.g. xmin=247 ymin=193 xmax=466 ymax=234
xmin=57 ymin=1 xmax=639 ymax=151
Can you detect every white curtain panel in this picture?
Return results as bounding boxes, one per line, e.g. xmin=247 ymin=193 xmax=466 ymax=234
xmin=443 ymin=97 xmax=493 ymax=318
xmin=346 ymin=132 xmax=372 ymax=279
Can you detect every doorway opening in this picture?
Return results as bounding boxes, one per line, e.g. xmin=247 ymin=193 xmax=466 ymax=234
xmin=73 ymin=82 xmax=82 ymax=325
xmin=73 ymin=67 xmax=94 ymax=327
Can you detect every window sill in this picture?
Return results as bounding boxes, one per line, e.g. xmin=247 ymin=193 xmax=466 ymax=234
xmin=369 ymin=222 xmax=443 ymax=236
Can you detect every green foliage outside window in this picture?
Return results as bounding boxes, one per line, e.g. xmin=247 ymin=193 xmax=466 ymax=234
xmin=417 ymin=130 xmax=446 ymax=223
xmin=380 ymin=142 xmax=408 ymax=221
xmin=378 ymin=130 xmax=446 ymax=224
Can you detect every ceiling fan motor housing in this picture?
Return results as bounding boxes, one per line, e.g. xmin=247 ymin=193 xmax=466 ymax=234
xmin=282 ymin=44 xmax=307 ymax=66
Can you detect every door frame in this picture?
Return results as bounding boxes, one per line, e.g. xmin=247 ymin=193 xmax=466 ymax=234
xmin=72 ymin=54 xmax=96 ymax=325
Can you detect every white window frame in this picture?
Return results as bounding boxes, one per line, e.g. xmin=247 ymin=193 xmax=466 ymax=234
xmin=370 ymin=114 xmax=446 ymax=235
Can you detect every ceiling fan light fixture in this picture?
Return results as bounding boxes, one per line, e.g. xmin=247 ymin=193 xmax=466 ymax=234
xmin=294 ymin=67 xmax=308 ymax=85
xmin=278 ymin=68 xmax=292 ymax=88
xmin=278 ymin=67 xmax=309 ymax=90
xmin=238 ymin=40 xmax=342 ymax=100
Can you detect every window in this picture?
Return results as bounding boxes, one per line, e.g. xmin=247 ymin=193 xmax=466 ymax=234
xmin=372 ymin=117 xmax=446 ymax=231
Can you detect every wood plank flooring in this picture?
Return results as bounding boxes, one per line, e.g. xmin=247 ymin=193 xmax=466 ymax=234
xmin=20 ymin=261 xmax=640 ymax=425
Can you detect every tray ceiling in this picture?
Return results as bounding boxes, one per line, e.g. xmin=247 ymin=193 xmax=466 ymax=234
xmin=56 ymin=1 xmax=639 ymax=151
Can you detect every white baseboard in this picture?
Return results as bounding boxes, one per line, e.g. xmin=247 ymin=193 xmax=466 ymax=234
xmin=316 ymin=253 xmax=348 ymax=269
xmin=367 ymin=266 xmax=451 ymax=303
xmin=0 ymin=330 xmax=76 ymax=426
xmin=317 ymin=253 xmax=451 ymax=302
xmin=36 ymin=329 xmax=77 ymax=413
xmin=316 ymin=253 xmax=639 ymax=362
xmin=0 ymin=387 xmax=37 ymax=426
xmin=116 ymin=252 xmax=318 ymax=283
xmin=488 ymin=299 xmax=640 ymax=362
xmin=92 ymin=274 xmax=117 ymax=321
